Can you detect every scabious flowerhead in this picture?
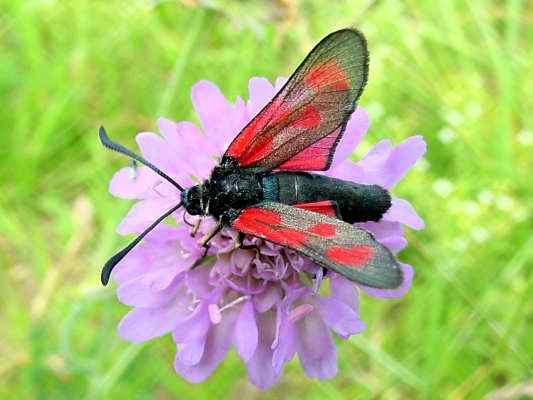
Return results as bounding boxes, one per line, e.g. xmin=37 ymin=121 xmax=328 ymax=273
xmin=109 ymin=77 xmax=426 ymax=389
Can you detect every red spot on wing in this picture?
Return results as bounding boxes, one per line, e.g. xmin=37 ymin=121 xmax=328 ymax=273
xmin=277 ymin=127 xmax=342 ymax=171
xmin=294 ymin=201 xmax=339 ymax=218
xmin=326 ymin=245 xmax=373 ymax=267
xmin=226 ymin=98 xmax=291 ymax=166
xmin=274 ymin=228 xmax=307 ymax=247
xmin=291 ymin=105 xmax=321 ymax=129
xmin=305 ymin=60 xmax=349 ymax=92
xmin=233 ymin=207 xmax=306 ymax=249
xmin=308 ymin=223 xmax=336 ymax=237
xmin=331 ymin=79 xmax=350 ymax=91
xmin=237 ymin=208 xmax=281 ymax=225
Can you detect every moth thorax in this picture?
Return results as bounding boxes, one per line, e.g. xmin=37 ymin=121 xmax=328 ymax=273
xmin=221 ymin=173 xmax=262 ymax=208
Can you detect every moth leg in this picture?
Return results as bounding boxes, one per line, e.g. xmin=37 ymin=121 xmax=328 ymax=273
xmin=235 ymin=232 xmax=261 ymax=256
xmin=235 ymin=232 xmax=253 ymax=249
xmin=190 ymin=222 xmax=222 ymax=269
xmin=183 ymin=212 xmax=195 ymax=228
xmin=199 ymin=222 xmax=223 ymax=247
xmin=190 ymin=218 xmax=202 ymax=237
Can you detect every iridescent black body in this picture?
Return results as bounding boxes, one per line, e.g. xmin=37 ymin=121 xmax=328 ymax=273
xmin=264 ymin=172 xmax=391 ymax=223
xmin=182 ymin=156 xmax=391 ymax=224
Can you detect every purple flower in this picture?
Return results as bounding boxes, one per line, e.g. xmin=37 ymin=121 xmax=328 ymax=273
xmin=109 ymin=77 xmax=426 ymax=389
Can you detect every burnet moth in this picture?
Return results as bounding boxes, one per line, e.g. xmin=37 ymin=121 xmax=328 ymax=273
xmin=100 ymin=29 xmax=403 ymax=289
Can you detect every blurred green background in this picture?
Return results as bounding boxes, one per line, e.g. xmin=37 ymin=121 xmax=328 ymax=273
xmin=1 ymin=0 xmax=531 ymax=399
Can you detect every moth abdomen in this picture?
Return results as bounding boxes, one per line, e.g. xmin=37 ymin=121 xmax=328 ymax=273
xmin=271 ymin=171 xmax=391 ymax=224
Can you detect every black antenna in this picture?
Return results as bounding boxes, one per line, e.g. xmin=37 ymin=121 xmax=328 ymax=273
xmin=101 ymin=202 xmax=183 ymax=285
xmin=99 ymin=126 xmax=184 ymax=192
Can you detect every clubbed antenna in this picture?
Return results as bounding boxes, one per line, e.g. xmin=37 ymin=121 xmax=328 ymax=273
xmin=99 ymin=126 xmax=184 ymax=192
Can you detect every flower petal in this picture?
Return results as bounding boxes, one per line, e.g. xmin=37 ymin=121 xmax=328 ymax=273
xmin=379 ymin=236 xmax=408 ymax=253
xmin=272 ymin=315 xmax=297 ymax=374
xmin=331 ymin=107 xmax=369 ymax=168
xmin=174 ymin=307 xmax=238 ymax=383
xmin=172 ymin=302 xmax=210 ymax=344
xmin=329 ymin=273 xmax=359 ymax=311
xmin=382 ymin=135 xmax=426 ymax=188
xmin=117 ymin=295 xmax=190 ymax=343
xmin=177 ymin=335 xmax=207 ymax=367
xmin=246 ymin=310 xmax=281 ymax=389
xmin=136 ymin=132 xmax=187 ymax=183
xmin=112 ymin=226 xmax=188 ymax=285
xmin=230 ymin=249 xmax=254 ymax=276
xmin=185 ymin=265 xmax=212 ymax=300
xmin=317 ymin=296 xmax=366 ymax=339
xmin=323 ymin=159 xmax=366 ymax=181
xmin=333 ymin=139 xmax=392 ymax=184
xmin=350 ymin=136 xmax=425 ymax=188
xmin=274 ymin=77 xmax=288 ymax=90
xmin=295 ymin=310 xmax=337 ymax=379
xmin=109 ymin=166 xmax=159 ymax=200
xmin=233 ymin=301 xmax=258 ymax=362
xmin=384 ymin=197 xmax=425 ymax=230
xmin=191 ymin=80 xmax=247 ymax=153
xmin=247 ymin=77 xmax=276 ymax=118
xmin=173 ymin=302 xmax=212 ymax=366
xmin=117 ymin=272 xmax=183 ymax=308
xmin=357 ymin=220 xmax=407 ymax=254
xmin=157 ymin=117 xmax=216 ymax=179
xmin=111 ymin=246 xmax=148 ymax=285
xmin=253 ymin=284 xmax=280 ymax=312
xmin=360 ymin=263 xmax=414 ymax=298
xmin=117 ymin=196 xmax=180 ymax=234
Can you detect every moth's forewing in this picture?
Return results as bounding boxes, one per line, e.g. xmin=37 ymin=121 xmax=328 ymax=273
xmin=224 ymin=29 xmax=369 ymax=172
xmin=232 ymin=202 xmax=402 ymax=289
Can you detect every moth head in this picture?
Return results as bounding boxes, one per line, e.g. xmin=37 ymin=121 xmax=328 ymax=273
xmin=182 ymin=184 xmax=208 ymax=216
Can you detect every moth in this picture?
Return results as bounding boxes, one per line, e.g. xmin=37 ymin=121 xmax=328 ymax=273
xmin=100 ymin=29 xmax=403 ymax=289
